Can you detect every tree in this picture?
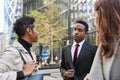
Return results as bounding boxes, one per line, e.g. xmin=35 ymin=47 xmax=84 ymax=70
xmin=28 ymin=3 xmax=67 ymax=64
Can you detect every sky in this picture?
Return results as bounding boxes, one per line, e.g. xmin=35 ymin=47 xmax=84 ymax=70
xmin=0 ymin=0 xmax=4 ymax=33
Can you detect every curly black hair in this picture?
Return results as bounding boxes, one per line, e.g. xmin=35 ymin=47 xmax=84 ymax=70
xmin=13 ymin=16 xmax=35 ymax=38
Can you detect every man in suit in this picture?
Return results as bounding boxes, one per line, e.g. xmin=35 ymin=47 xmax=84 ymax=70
xmin=60 ymin=20 xmax=97 ymax=80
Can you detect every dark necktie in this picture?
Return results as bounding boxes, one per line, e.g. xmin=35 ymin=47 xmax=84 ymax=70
xmin=73 ymin=44 xmax=79 ymax=66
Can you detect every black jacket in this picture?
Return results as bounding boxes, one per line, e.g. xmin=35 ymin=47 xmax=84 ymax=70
xmin=60 ymin=41 xmax=97 ymax=80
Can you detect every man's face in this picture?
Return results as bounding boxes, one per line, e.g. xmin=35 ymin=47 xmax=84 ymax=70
xmin=73 ymin=23 xmax=87 ymax=43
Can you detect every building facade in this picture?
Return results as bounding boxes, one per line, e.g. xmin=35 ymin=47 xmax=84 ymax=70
xmin=23 ymin=0 xmax=97 ymax=42
xmin=56 ymin=0 xmax=97 ymax=43
xmin=0 ymin=0 xmax=23 ymax=52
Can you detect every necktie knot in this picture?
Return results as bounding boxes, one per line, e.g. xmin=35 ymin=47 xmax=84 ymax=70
xmin=76 ymin=44 xmax=79 ymax=47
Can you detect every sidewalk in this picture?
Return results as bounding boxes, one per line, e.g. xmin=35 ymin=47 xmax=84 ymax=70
xmin=43 ymin=73 xmax=63 ymax=80
xmin=37 ymin=68 xmax=63 ymax=80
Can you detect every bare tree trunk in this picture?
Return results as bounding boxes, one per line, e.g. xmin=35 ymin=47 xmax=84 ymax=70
xmin=50 ymin=27 xmax=55 ymax=64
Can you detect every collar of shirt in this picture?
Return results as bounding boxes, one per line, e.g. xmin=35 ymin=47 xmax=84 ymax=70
xmin=71 ymin=39 xmax=85 ymax=61
xmin=73 ymin=39 xmax=85 ymax=47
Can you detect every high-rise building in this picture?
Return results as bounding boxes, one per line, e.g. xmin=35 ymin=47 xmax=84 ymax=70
xmin=1 ymin=0 xmax=23 ymax=51
xmin=23 ymin=0 xmax=44 ymax=14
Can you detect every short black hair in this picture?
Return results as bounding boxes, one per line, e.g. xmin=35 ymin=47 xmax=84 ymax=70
xmin=76 ymin=20 xmax=89 ymax=32
xmin=13 ymin=16 xmax=35 ymax=38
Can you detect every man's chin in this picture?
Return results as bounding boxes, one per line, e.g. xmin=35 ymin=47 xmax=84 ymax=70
xmin=75 ymin=40 xmax=79 ymax=43
xmin=74 ymin=40 xmax=80 ymax=43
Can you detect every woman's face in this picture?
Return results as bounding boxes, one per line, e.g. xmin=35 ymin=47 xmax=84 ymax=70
xmin=26 ymin=24 xmax=39 ymax=43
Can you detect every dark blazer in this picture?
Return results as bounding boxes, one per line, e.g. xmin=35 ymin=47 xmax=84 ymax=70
xmin=60 ymin=41 xmax=97 ymax=80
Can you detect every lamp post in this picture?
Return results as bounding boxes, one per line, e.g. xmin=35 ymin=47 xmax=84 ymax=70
xmin=67 ymin=0 xmax=71 ymax=45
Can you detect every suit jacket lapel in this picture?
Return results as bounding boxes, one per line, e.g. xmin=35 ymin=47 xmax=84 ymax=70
xmin=67 ymin=45 xmax=74 ymax=69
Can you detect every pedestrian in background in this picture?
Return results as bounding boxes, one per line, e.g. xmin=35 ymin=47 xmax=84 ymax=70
xmin=0 ymin=16 xmax=43 ymax=80
xmin=60 ymin=20 xmax=97 ymax=80
xmin=42 ymin=45 xmax=50 ymax=65
xmin=84 ymin=0 xmax=120 ymax=80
